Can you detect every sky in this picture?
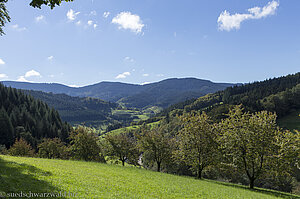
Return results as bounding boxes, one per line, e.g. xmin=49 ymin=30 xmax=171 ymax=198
xmin=0 ymin=0 xmax=299 ymax=87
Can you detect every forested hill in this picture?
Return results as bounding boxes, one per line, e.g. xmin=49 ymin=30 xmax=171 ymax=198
xmin=0 ymin=83 xmax=71 ymax=148
xmin=2 ymin=78 xmax=235 ymax=109
xmin=23 ymin=90 xmax=118 ymax=125
xmin=160 ymin=73 xmax=300 ymax=129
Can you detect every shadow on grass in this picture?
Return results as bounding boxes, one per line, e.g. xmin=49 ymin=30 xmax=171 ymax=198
xmin=0 ymin=157 xmax=68 ymax=198
xmin=206 ymin=179 xmax=300 ymax=199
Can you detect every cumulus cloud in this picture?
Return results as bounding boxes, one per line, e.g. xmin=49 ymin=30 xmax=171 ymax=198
xmin=11 ymin=24 xmax=27 ymax=32
xmin=218 ymin=1 xmax=279 ymax=31
xmin=35 ymin=15 xmax=45 ymax=23
xmin=47 ymin=56 xmax=54 ymax=61
xmin=103 ymin=12 xmax=110 ymax=18
xmin=115 ymin=72 xmax=131 ymax=79
xmin=25 ymin=70 xmax=41 ymax=78
xmin=0 ymin=74 xmax=8 ymax=79
xmin=142 ymin=74 xmax=149 ymax=77
xmin=67 ymin=9 xmax=80 ymax=21
xmin=76 ymin=21 xmax=82 ymax=26
xmin=93 ymin=24 xmax=98 ymax=29
xmin=112 ymin=12 xmax=144 ymax=34
xmin=0 ymin=58 xmax=5 ymax=65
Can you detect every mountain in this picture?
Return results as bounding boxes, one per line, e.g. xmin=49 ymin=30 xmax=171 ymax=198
xmin=159 ymin=73 xmax=300 ymax=130
xmin=2 ymin=78 xmax=235 ymax=109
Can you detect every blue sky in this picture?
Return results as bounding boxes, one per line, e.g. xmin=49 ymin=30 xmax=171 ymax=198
xmin=0 ymin=0 xmax=299 ymax=86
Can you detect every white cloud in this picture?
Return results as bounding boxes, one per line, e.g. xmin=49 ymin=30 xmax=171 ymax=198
xmin=115 ymin=71 xmax=131 ymax=79
xmin=67 ymin=9 xmax=80 ymax=21
xmin=0 ymin=58 xmax=5 ymax=65
xmin=25 ymin=70 xmax=41 ymax=78
xmin=156 ymin=74 xmax=164 ymax=77
xmin=0 ymin=74 xmax=8 ymax=79
xmin=11 ymin=24 xmax=27 ymax=32
xmin=103 ymin=12 xmax=110 ymax=18
xmin=124 ymin=56 xmax=134 ymax=62
xmin=87 ymin=20 xmax=93 ymax=26
xmin=35 ymin=15 xmax=45 ymax=23
xmin=90 ymin=11 xmax=97 ymax=16
xmin=142 ymin=73 xmax=149 ymax=77
xmin=47 ymin=56 xmax=54 ymax=61
xmin=17 ymin=76 xmax=30 ymax=82
xmin=112 ymin=12 xmax=144 ymax=34
xmin=76 ymin=21 xmax=82 ymax=26
xmin=93 ymin=24 xmax=98 ymax=29
xmin=218 ymin=1 xmax=279 ymax=31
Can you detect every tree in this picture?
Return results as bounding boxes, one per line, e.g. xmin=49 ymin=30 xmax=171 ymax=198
xmin=104 ymin=132 xmax=139 ymax=166
xmin=219 ymin=105 xmax=290 ymax=189
xmin=0 ymin=107 xmax=14 ymax=147
xmin=69 ymin=126 xmax=105 ymax=162
xmin=0 ymin=0 xmax=73 ymax=35
xmin=137 ymin=125 xmax=173 ymax=172
xmin=176 ymin=111 xmax=219 ymax=179
xmin=8 ymin=138 xmax=35 ymax=157
xmin=38 ymin=138 xmax=69 ymax=159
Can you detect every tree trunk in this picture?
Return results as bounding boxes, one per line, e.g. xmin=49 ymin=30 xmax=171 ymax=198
xmin=197 ymin=165 xmax=202 ymax=179
xmin=249 ymin=178 xmax=255 ymax=189
xmin=122 ymin=160 xmax=125 ymax=166
xmin=157 ymin=161 xmax=161 ymax=172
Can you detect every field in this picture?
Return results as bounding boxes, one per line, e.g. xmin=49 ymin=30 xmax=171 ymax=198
xmin=0 ymin=155 xmax=298 ymax=199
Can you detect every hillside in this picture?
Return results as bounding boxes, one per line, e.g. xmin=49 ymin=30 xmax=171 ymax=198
xmin=1 ymin=155 xmax=297 ymax=199
xmin=2 ymin=78 xmax=235 ymax=109
xmin=0 ymin=83 xmax=70 ymax=148
xmin=159 ymin=73 xmax=300 ymax=130
xmin=24 ymin=90 xmax=118 ymax=126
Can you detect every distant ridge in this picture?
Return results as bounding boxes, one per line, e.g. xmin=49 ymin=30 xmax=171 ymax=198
xmin=2 ymin=78 xmax=236 ymax=109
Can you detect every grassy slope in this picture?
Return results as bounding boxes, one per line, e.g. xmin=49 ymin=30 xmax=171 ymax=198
xmin=0 ymin=156 xmax=298 ymax=199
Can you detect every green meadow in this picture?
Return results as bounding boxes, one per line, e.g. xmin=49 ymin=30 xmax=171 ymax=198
xmin=0 ymin=155 xmax=298 ymax=199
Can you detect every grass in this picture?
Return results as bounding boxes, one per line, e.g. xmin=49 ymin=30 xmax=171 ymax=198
xmin=0 ymin=155 xmax=299 ymax=199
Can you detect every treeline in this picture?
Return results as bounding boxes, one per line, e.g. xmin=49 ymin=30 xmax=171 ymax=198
xmin=3 ymin=106 xmax=299 ymax=194
xmin=0 ymin=83 xmax=71 ymax=148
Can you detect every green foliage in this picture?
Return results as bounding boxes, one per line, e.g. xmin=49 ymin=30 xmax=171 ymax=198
xmin=0 ymin=83 xmax=71 ymax=148
xmin=0 ymin=0 xmax=10 ymax=35
xmin=219 ymin=105 xmax=295 ymax=189
xmin=136 ymin=124 xmax=174 ymax=172
xmin=38 ymin=138 xmax=69 ymax=159
xmin=176 ymin=112 xmax=219 ymax=178
xmin=29 ymin=0 xmax=73 ymax=9
xmin=104 ymin=132 xmax=139 ymax=166
xmin=69 ymin=126 xmax=105 ymax=162
xmin=8 ymin=138 xmax=35 ymax=157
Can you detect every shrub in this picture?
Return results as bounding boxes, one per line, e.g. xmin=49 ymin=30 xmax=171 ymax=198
xmin=8 ymin=138 xmax=35 ymax=157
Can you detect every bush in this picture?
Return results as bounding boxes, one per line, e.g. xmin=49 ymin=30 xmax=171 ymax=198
xmin=8 ymin=138 xmax=35 ymax=157
xmin=38 ymin=138 xmax=69 ymax=159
